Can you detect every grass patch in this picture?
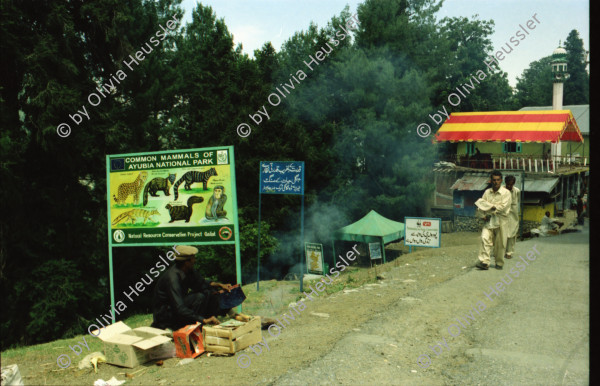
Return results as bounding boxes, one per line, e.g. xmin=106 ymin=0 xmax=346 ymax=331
xmin=115 ymin=221 xmax=160 ymax=228
xmin=2 ymin=263 xmax=387 ymax=367
xmin=112 ymin=203 xmax=144 ymax=209
xmin=176 ymin=187 xmax=212 ymax=195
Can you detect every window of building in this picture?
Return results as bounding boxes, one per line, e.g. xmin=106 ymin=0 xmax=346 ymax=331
xmin=503 ymin=142 xmax=522 ymax=153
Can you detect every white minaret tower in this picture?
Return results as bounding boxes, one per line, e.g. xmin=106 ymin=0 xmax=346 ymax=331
xmin=550 ymin=42 xmax=569 ymax=164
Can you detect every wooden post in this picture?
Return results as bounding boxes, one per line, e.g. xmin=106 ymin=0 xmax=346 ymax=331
xmin=300 ymin=193 xmax=304 ymax=293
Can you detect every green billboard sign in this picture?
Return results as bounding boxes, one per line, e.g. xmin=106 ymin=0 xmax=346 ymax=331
xmin=107 ymin=147 xmax=238 ymax=246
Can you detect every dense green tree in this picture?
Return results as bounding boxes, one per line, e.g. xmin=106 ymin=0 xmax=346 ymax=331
xmin=563 ymin=29 xmax=589 ymax=105
xmin=434 ymin=16 xmax=514 ymax=112
xmin=170 ymin=5 xmax=237 ymax=145
xmin=355 ymin=0 xmax=442 ymax=63
xmin=513 ymin=56 xmax=553 ymax=108
xmin=0 ymin=0 xmax=183 ymax=346
xmin=292 ymin=45 xmax=435 ymax=221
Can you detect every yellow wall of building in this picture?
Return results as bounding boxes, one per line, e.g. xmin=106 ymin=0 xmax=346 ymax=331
xmin=456 ymin=140 xmax=589 ymax=160
xmin=523 ymin=202 xmax=554 ymax=222
xmin=521 ymin=143 xmax=546 ymax=156
xmin=457 ymin=142 xmax=501 ymax=155
xmin=560 ymin=138 xmax=589 ymax=159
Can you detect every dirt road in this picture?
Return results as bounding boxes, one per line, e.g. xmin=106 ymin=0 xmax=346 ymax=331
xmin=273 ymin=225 xmax=589 ymax=385
xmin=249 ymin=228 xmax=586 ymax=385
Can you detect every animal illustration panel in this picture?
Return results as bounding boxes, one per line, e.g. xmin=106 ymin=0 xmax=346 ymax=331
xmin=113 ymin=171 xmax=148 ymax=205
xmin=143 ymin=173 xmax=177 ymax=206
xmin=204 ymin=185 xmax=228 ymax=220
xmin=112 ymin=208 xmax=161 ymax=226
xmin=165 ymin=196 xmax=204 ymax=223
xmin=108 ymin=161 xmax=233 ymax=230
xmin=174 ymin=168 xmax=217 ymax=200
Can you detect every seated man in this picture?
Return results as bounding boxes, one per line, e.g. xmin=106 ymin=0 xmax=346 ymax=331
xmin=538 ymin=211 xmax=562 ymax=236
xmin=151 ymin=245 xmax=248 ymax=330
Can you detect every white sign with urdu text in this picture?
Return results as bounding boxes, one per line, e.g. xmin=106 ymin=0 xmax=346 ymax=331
xmin=404 ymin=217 xmax=441 ymax=248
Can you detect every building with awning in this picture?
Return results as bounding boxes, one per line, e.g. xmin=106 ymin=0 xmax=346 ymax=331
xmin=434 ymin=110 xmax=586 ymax=172
xmin=431 ymin=108 xmax=587 ymax=217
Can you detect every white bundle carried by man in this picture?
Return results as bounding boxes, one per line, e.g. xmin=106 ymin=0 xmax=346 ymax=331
xmin=475 ymin=198 xmax=499 ymax=228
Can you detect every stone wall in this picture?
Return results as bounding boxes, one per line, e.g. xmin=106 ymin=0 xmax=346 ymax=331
xmin=453 ymin=215 xmax=540 ymax=235
xmin=521 ymin=220 xmax=540 ymax=234
xmin=454 ymin=216 xmax=482 ymax=232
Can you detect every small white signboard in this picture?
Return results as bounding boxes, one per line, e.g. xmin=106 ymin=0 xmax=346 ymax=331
xmin=404 ymin=217 xmax=441 ymax=248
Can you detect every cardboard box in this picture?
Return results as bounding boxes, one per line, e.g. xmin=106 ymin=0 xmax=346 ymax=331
xmin=202 ymin=317 xmax=262 ymax=354
xmin=173 ymin=323 xmax=204 ymax=358
xmin=93 ymin=322 xmax=175 ymax=368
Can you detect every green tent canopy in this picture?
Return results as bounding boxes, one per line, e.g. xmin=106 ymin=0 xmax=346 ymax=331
xmin=332 ymin=210 xmax=405 ymax=264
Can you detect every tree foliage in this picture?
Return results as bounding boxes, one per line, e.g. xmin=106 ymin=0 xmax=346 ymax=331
xmin=563 ymin=30 xmax=589 ymax=105
xmin=513 ymin=56 xmax=553 ymax=107
xmin=1 ymin=0 xmax=541 ymax=347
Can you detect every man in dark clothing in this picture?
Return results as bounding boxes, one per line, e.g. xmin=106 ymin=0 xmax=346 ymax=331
xmin=151 ymin=245 xmax=236 ymax=330
xmin=577 ymin=195 xmax=584 ymax=225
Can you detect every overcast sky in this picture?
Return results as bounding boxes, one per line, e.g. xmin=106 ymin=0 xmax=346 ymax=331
xmin=179 ymin=0 xmax=590 ymax=88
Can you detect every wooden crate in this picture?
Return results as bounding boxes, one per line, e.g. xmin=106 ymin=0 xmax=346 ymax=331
xmin=202 ymin=317 xmax=262 ymax=354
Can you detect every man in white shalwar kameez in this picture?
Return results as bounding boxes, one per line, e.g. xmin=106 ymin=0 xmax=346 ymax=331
xmin=504 ymin=175 xmax=520 ymax=259
xmin=474 ymin=170 xmax=512 ymax=270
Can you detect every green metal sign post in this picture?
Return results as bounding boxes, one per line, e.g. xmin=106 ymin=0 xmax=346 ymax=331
xmin=105 ymin=146 xmax=242 ymax=322
xmin=257 ymin=161 xmax=305 ymax=292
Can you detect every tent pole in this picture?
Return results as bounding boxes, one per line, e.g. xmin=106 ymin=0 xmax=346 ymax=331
xmin=332 ymin=239 xmax=336 ymax=274
xmin=381 ymin=238 xmax=386 ymax=264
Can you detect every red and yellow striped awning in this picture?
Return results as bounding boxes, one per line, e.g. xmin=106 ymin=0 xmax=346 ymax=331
xmin=434 ymin=110 xmax=583 ymax=143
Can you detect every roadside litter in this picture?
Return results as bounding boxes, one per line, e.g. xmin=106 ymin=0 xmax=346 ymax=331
xmin=93 ymin=376 xmax=126 ymax=386
xmin=1 ymin=364 xmax=23 ymax=386
xmin=92 ymin=322 xmax=175 ymax=368
xmin=78 ymin=352 xmax=106 ymax=373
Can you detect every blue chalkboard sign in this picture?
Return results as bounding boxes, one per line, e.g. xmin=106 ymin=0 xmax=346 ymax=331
xmin=259 ymin=161 xmax=304 ymax=195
